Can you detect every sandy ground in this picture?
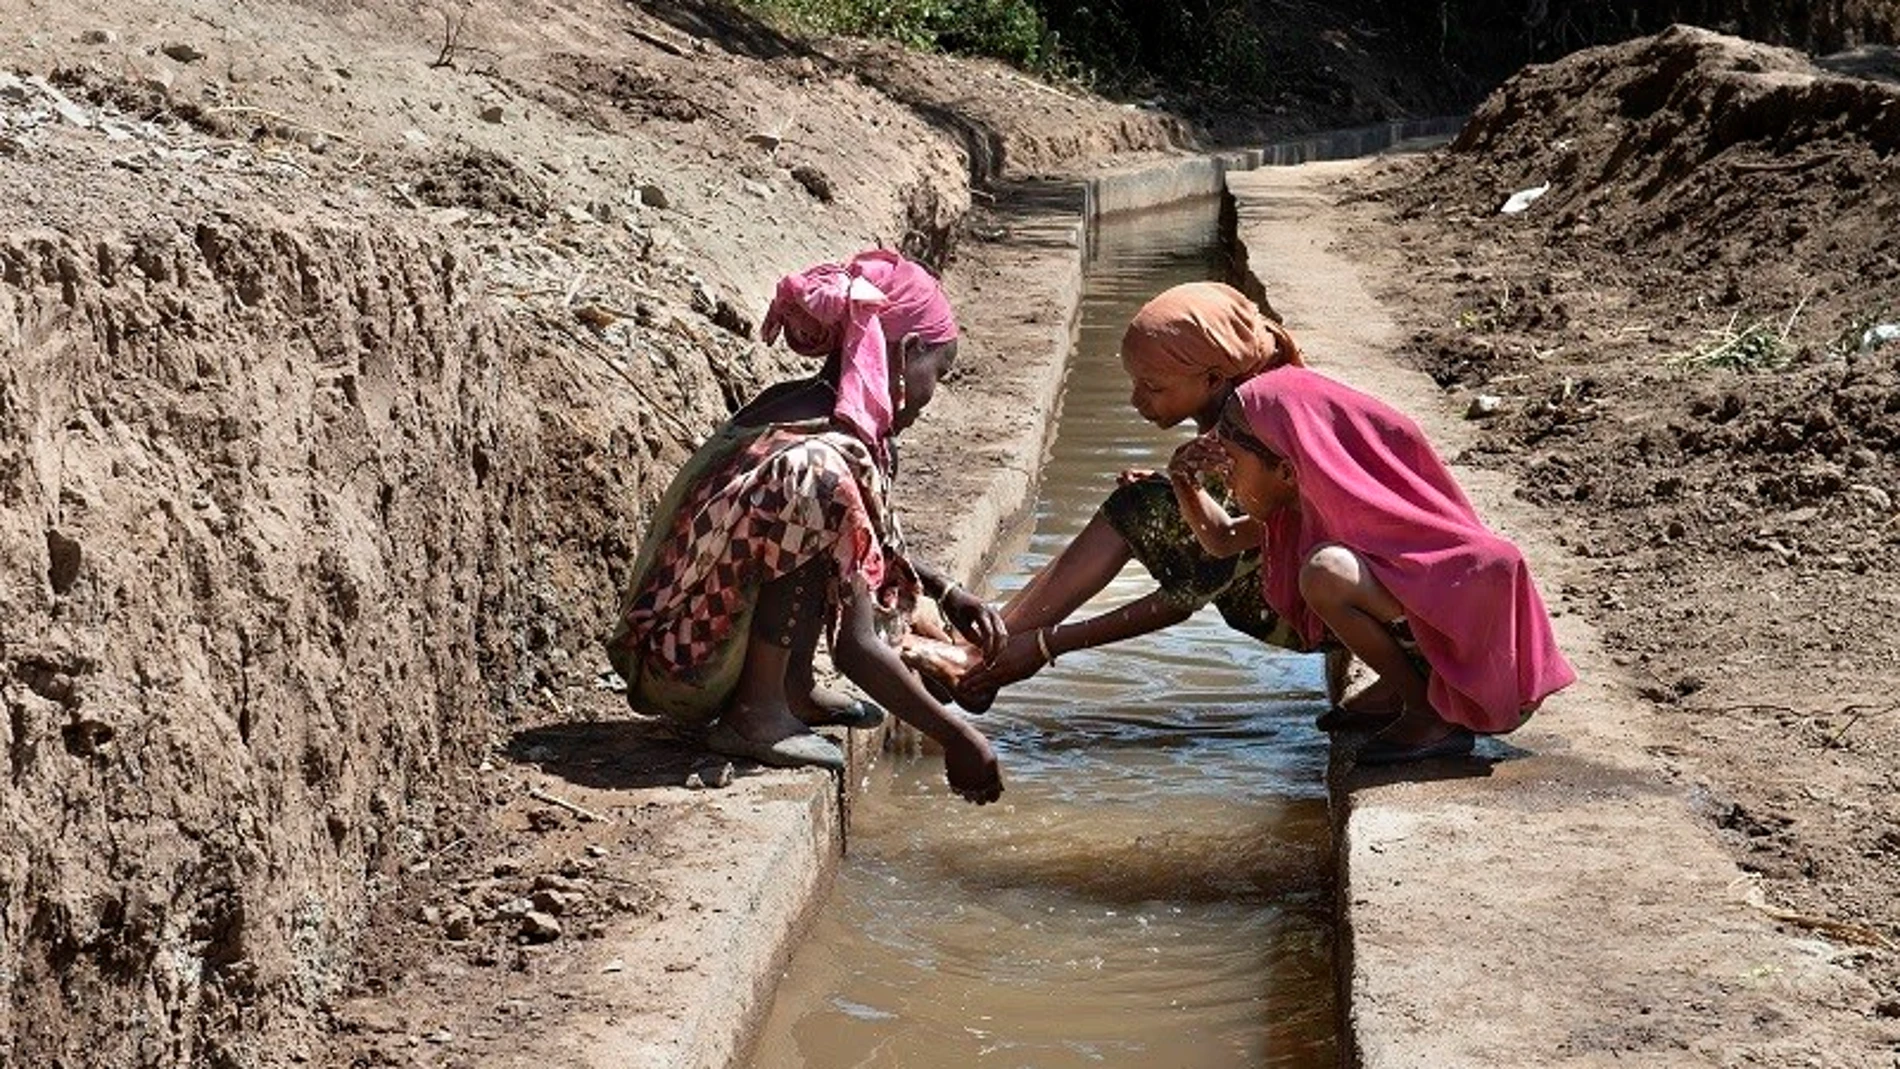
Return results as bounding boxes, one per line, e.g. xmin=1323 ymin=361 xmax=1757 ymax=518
xmin=6 ymin=0 xmax=1900 ymax=1064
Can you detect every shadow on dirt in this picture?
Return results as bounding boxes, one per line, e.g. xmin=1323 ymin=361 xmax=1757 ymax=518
xmin=636 ymin=0 xmax=813 ymax=61
xmin=507 ymin=721 xmax=749 ymax=790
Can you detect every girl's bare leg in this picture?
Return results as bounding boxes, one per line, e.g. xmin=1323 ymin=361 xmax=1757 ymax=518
xmin=1298 ymin=545 xmax=1450 ymax=746
xmin=782 ymin=576 xmax=868 ymax=724
xmin=721 ymin=561 xmax=827 ymax=743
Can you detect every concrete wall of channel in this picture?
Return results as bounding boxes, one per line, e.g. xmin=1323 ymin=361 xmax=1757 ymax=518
xmin=657 ymin=154 xmax=1265 ymax=1069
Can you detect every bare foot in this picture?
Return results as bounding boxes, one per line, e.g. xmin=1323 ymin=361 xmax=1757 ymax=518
xmin=790 ymin=686 xmax=857 ymax=725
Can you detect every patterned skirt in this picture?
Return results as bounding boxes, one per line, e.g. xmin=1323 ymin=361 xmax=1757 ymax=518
xmin=606 ymin=419 xmax=912 ymax=727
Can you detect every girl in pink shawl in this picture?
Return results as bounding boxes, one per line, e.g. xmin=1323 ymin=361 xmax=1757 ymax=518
xmin=1199 ymin=367 xmax=1576 ymax=764
xmin=606 ymin=250 xmax=1005 ymax=802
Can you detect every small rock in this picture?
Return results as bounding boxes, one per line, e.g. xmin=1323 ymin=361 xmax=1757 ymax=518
xmin=562 ymin=203 xmax=594 ymax=224
xmin=79 ymin=29 xmax=117 ymax=45
xmin=603 ymin=958 xmax=625 ymax=973
xmin=520 ymin=910 xmax=562 ymax=943
xmin=161 ymin=42 xmax=205 ymax=63
xmin=1465 ymin=393 xmax=1503 ymax=419
xmin=529 ymin=889 xmax=573 ymax=915
xmin=533 ymin=873 xmax=588 ymax=895
xmin=401 ymin=128 xmax=430 ymax=147
xmin=790 ymin=164 xmax=834 ymax=203
xmin=635 ymin=182 xmax=669 ymax=209
xmin=585 ymin=844 xmax=608 ymax=858
xmin=744 ymin=130 xmax=782 ymax=151
xmin=683 ymin=772 xmax=706 ymax=790
xmin=1851 ymin=484 xmax=1892 ymax=512
xmin=479 ymin=104 xmax=504 ymax=124
xmin=0 ymin=73 xmax=29 ymax=104
xmin=444 ymin=905 xmax=476 ymax=940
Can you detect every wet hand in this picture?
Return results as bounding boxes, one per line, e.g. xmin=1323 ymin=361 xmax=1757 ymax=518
xmin=944 ymin=735 xmax=1003 ymax=805
xmin=955 ymin=629 xmax=1048 ymax=697
xmin=1167 ymin=434 xmax=1228 ymax=481
xmin=941 ymin=586 xmax=1007 ymax=660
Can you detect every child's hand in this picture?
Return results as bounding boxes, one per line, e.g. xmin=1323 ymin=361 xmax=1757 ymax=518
xmin=944 ymin=733 xmax=1003 ymax=805
xmin=940 ymin=586 xmax=1007 ymax=660
xmin=1167 ymin=434 xmax=1228 ymax=481
xmin=956 ymin=630 xmax=1047 ymax=696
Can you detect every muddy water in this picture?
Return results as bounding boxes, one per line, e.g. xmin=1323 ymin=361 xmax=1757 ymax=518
xmin=748 ymin=198 xmax=1335 ymax=1069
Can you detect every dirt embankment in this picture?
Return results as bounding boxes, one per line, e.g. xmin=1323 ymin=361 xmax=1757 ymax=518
xmin=0 ymin=1 xmax=1194 ymax=1063
xmin=1345 ymin=24 xmax=1900 ymax=1015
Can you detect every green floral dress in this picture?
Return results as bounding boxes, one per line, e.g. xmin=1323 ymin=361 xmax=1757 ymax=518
xmin=1100 ymin=475 xmax=1306 ymax=652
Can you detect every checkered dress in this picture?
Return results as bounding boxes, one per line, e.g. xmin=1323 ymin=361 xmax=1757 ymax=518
xmin=613 ymin=424 xmax=910 ymax=683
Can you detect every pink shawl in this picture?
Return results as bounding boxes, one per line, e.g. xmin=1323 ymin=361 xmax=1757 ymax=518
xmin=760 ymin=249 xmax=958 ymax=456
xmin=1235 ymin=367 xmax=1576 ymax=733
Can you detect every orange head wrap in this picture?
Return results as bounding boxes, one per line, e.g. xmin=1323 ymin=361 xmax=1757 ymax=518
xmin=1121 ymin=281 xmax=1304 ymax=384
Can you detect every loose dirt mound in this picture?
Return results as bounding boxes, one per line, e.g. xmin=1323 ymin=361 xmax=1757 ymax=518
xmin=1349 ymin=24 xmax=1900 ymax=1020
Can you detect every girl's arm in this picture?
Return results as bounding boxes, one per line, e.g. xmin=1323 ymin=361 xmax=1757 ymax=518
xmin=834 ymin=575 xmax=1003 ymax=804
xmin=956 ymin=590 xmax=1193 ymax=695
xmin=1167 ymin=437 xmax=1261 ymax=558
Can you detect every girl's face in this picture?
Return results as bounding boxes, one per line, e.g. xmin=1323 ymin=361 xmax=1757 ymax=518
xmin=1123 ymin=359 xmax=1225 ymax=429
xmin=891 ymin=335 xmax=957 ymax=432
xmin=1223 ymin=442 xmax=1298 ymax=518
xmin=1217 ymin=397 xmax=1298 ymax=516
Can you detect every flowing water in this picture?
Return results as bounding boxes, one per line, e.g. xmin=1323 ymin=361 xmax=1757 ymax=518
xmin=747 ymin=197 xmax=1336 ymax=1069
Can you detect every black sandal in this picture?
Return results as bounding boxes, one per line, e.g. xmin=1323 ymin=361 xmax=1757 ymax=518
xmin=1314 ymin=705 xmax=1402 ymax=733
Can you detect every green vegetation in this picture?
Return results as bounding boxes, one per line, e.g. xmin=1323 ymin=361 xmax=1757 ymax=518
xmin=734 ymin=1 xmax=1900 ymax=109
xmin=736 ymin=0 xmax=1051 ymax=68
xmin=1680 ymin=313 xmax=1796 ymax=372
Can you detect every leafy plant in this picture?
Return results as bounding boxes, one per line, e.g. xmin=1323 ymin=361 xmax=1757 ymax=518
xmin=1679 ymin=314 xmax=1793 ymax=372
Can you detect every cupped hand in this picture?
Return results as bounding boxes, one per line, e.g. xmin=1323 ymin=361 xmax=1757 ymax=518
xmin=944 ymin=734 xmax=1003 ymax=805
xmin=1167 ymin=434 xmax=1229 ymax=480
xmin=941 ymin=586 xmax=1007 ymax=660
xmin=954 ymin=628 xmax=1049 ymax=698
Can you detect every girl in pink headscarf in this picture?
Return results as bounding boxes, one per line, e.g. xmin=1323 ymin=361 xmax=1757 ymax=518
xmin=606 ymin=250 xmax=1005 ymax=803
xmin=1201 ymin=367 xmax=1576 ymax=763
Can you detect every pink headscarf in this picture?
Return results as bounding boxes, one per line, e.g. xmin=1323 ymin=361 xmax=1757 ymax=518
xmin=760 ymin=249 xmax=958 ymax=455
xmin=1232 ymin=367 xmax=1576 ymax=733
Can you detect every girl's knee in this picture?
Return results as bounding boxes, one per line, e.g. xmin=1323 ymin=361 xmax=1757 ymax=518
xmin=1299 ymin=544 xmax=1361 ymax=604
